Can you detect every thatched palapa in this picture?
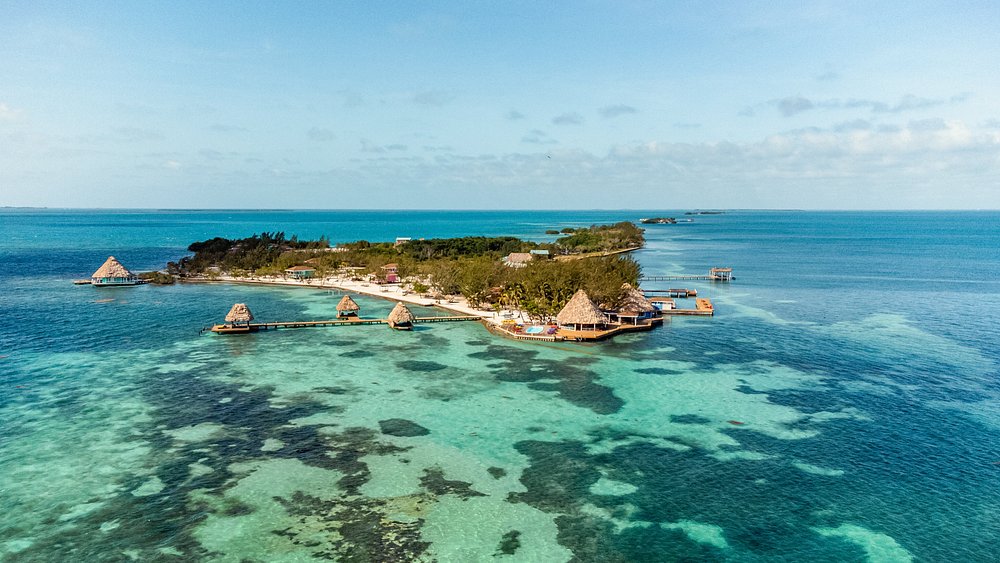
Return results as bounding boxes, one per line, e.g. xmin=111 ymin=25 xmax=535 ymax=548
xmin=617 ymin=283 xmax=655 ymax=315
xmin=387 ymin=301 xmax=415 ymax=329
xmin=225 ymin=303 xmax=254 ymax=325
xmin=556 ymin=289 xmax=606 ymax=329
xmin=91 ymin=256 xmax=139 ymax=285
xmin=336 ymin=295 xmax=360 ymax=317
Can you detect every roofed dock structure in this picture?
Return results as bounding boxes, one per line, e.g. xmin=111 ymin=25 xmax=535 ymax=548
xmin=214 ymin=303 xmax=258 ymax=333
xmin=91 ymin=256 xmax=140 ymax=286
xmin=336 ymin=295 xmax=361 ymax=318
xmin=387 ymin=302 xmax=415 ymax=330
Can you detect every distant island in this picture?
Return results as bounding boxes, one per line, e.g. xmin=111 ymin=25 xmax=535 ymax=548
xmin=639 ymin=217 xmax=677 ymax=224
xmin=169 ymin=222 xmax=646 ymax=319
xmin=685 ymin=211 xmax=725 ymax=215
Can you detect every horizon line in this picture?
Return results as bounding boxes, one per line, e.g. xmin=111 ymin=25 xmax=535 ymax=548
xmin=4 ymin=207 xmax=1000 ymax=212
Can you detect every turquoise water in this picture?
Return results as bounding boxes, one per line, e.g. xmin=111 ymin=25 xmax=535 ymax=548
xmin=1 ymin=210 xmax=998 ymax=561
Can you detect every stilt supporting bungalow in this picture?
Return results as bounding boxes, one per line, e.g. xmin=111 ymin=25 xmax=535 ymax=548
xmin=336 ymin=295 xmax=360 ymax=318
xmin=91 ymin=256 xmax=140 ymax=286
xmin=387 ymin=302 xmax=415 ymax=330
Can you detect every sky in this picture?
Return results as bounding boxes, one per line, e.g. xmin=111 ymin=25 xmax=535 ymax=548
xmin=1 ymin=1 xmax=999 ymax=209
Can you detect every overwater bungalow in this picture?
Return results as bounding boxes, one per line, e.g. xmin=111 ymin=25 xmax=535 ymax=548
xmin=709 ymin=267 xmax=733 ymax=281
xmin=336 ymin=295 xmax=360 ymax=318
xmin=387 ymin=302 xmax=415 ymax=330
xmin=611 ymin=283 xmax=656 ymax=325
xmin=214 ymin=303 xmax=257 ymax=333
xmin=556 ymin=289 xmax=608 ymax=331
xmin=91 ymin=256 xmax=141 ymax=286
xmin=285 ymin=265 xmax=315 ymax=279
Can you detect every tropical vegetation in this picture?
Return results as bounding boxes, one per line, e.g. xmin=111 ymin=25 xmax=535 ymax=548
xmin=171 ymin=223 xmax=645 ymax=319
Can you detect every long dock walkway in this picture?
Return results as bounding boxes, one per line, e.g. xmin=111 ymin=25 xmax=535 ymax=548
xmin=641 ymin=267 xmax=734 ymax=282
xmin=210 ymin=315 xmax=482 ymax=333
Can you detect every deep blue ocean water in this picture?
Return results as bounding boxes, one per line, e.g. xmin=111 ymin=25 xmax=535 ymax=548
xmin=1 ymin=209 xmax=998 ymax=562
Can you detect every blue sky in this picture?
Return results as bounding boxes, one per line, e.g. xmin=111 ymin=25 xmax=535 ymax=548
xmin=2 ymin=1 xmax=998 ymax=209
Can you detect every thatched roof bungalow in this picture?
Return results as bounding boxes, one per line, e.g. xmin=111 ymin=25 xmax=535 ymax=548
xmin=387 ymin=302 xmax=415 ymax=330
xmin=91 ymin=256 xmax=140 ymax=286
xmin=336 ymin=295 xmax=360 ymax=317
xmin=224 ymin=303 xmax=254 ymax=327
xmin=615 ymin=283 xmax=656 ymax=324
xmin=556 ymin=290 xmax=607 ymax=331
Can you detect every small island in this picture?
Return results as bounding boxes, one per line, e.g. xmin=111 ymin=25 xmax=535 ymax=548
xmin=639 ymin=217 xmax=677 ymax=224
xmin=171 ymin=222 xmax=643 ymax=315
xmin=169 ymin=222 xmax=712 ymax=342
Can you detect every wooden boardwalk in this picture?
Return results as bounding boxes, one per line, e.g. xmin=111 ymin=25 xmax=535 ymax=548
xmin=414 ymin=315 xmax=482 ymax=323
xmin=210 ymin=315 xmax=482 ymax=333
xmin=659 ymin=298 xmax=714 ymax=316
xmin=484 ymin=318 xmax=667 ymax=343
xmin=644 ymin=288 xmax=697 ymax=298
xmin=641 ymin=267 xmax=733 ymax=282
xmin=642 ymin=274 xmax=730 ymax=282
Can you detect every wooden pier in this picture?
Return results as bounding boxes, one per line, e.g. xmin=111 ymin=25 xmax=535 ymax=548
xmin=647 ymin=296 xmax=715 ymax=316
xmin=483 ymin=317 xmax=664 ymax=343
xmin=413 ymin=315 xmax=482 ymax=323
xmin=641 ymin=267 xmax=733 ymax=282
xmin=209 ymin=315 xmax=482 ymax=334
xmin=644 ymin=288 xmax=698 ymax=298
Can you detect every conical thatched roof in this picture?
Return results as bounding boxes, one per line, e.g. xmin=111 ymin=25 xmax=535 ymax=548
xmin=225 ymin=303 xmax=254 ymax=323
xmin=92 ymin=256 xmax=134 ymax=279
xmin=617 ymin=283 xmax=655 ymax=315
xmin=336 ymin=295 xmax=360 ymax=312
xmin=556 ymin=290 xmax=606 ymax=325
xmin=387 ymin=302 xmax=415 ymax=325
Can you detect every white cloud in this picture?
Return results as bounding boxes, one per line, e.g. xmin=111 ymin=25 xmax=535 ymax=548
xmin=360 ymin=139 xmax=408 ymax=153
xmin=522 ymin=129 xmax=557 ymax=144
xmin=552 ymin=112 xmax=584 ymax=125
xmin=767 ymin=93 xmax=971 ymax=117
xmin=0 ymin=102 xmax=22 ymax=121
xmin=775 ymin=96 xmax=815 ymax=117
xmin=307 ymin=127 xmax=335 ymax=142
xmin=599 ymin=104 xmax=638 ymax=118
xmin=338 ymin=118 xmax=1000 ymax=208
xmin=412 ymin=90 xmax=455 ymax=106
xmin=210 ymin=123 xmax=247 ymax=133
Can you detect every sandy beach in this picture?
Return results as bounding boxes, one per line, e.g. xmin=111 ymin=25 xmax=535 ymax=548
xmin=184 ymin=274 xmax=529 ymax=326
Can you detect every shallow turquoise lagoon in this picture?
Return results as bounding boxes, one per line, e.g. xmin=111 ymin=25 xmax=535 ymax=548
xmin=1 ymin=210 xmax=998 ymax=561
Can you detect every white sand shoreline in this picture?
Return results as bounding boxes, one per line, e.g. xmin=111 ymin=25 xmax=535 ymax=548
xmin=183 ymin=275 xmax=530 ymax=326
